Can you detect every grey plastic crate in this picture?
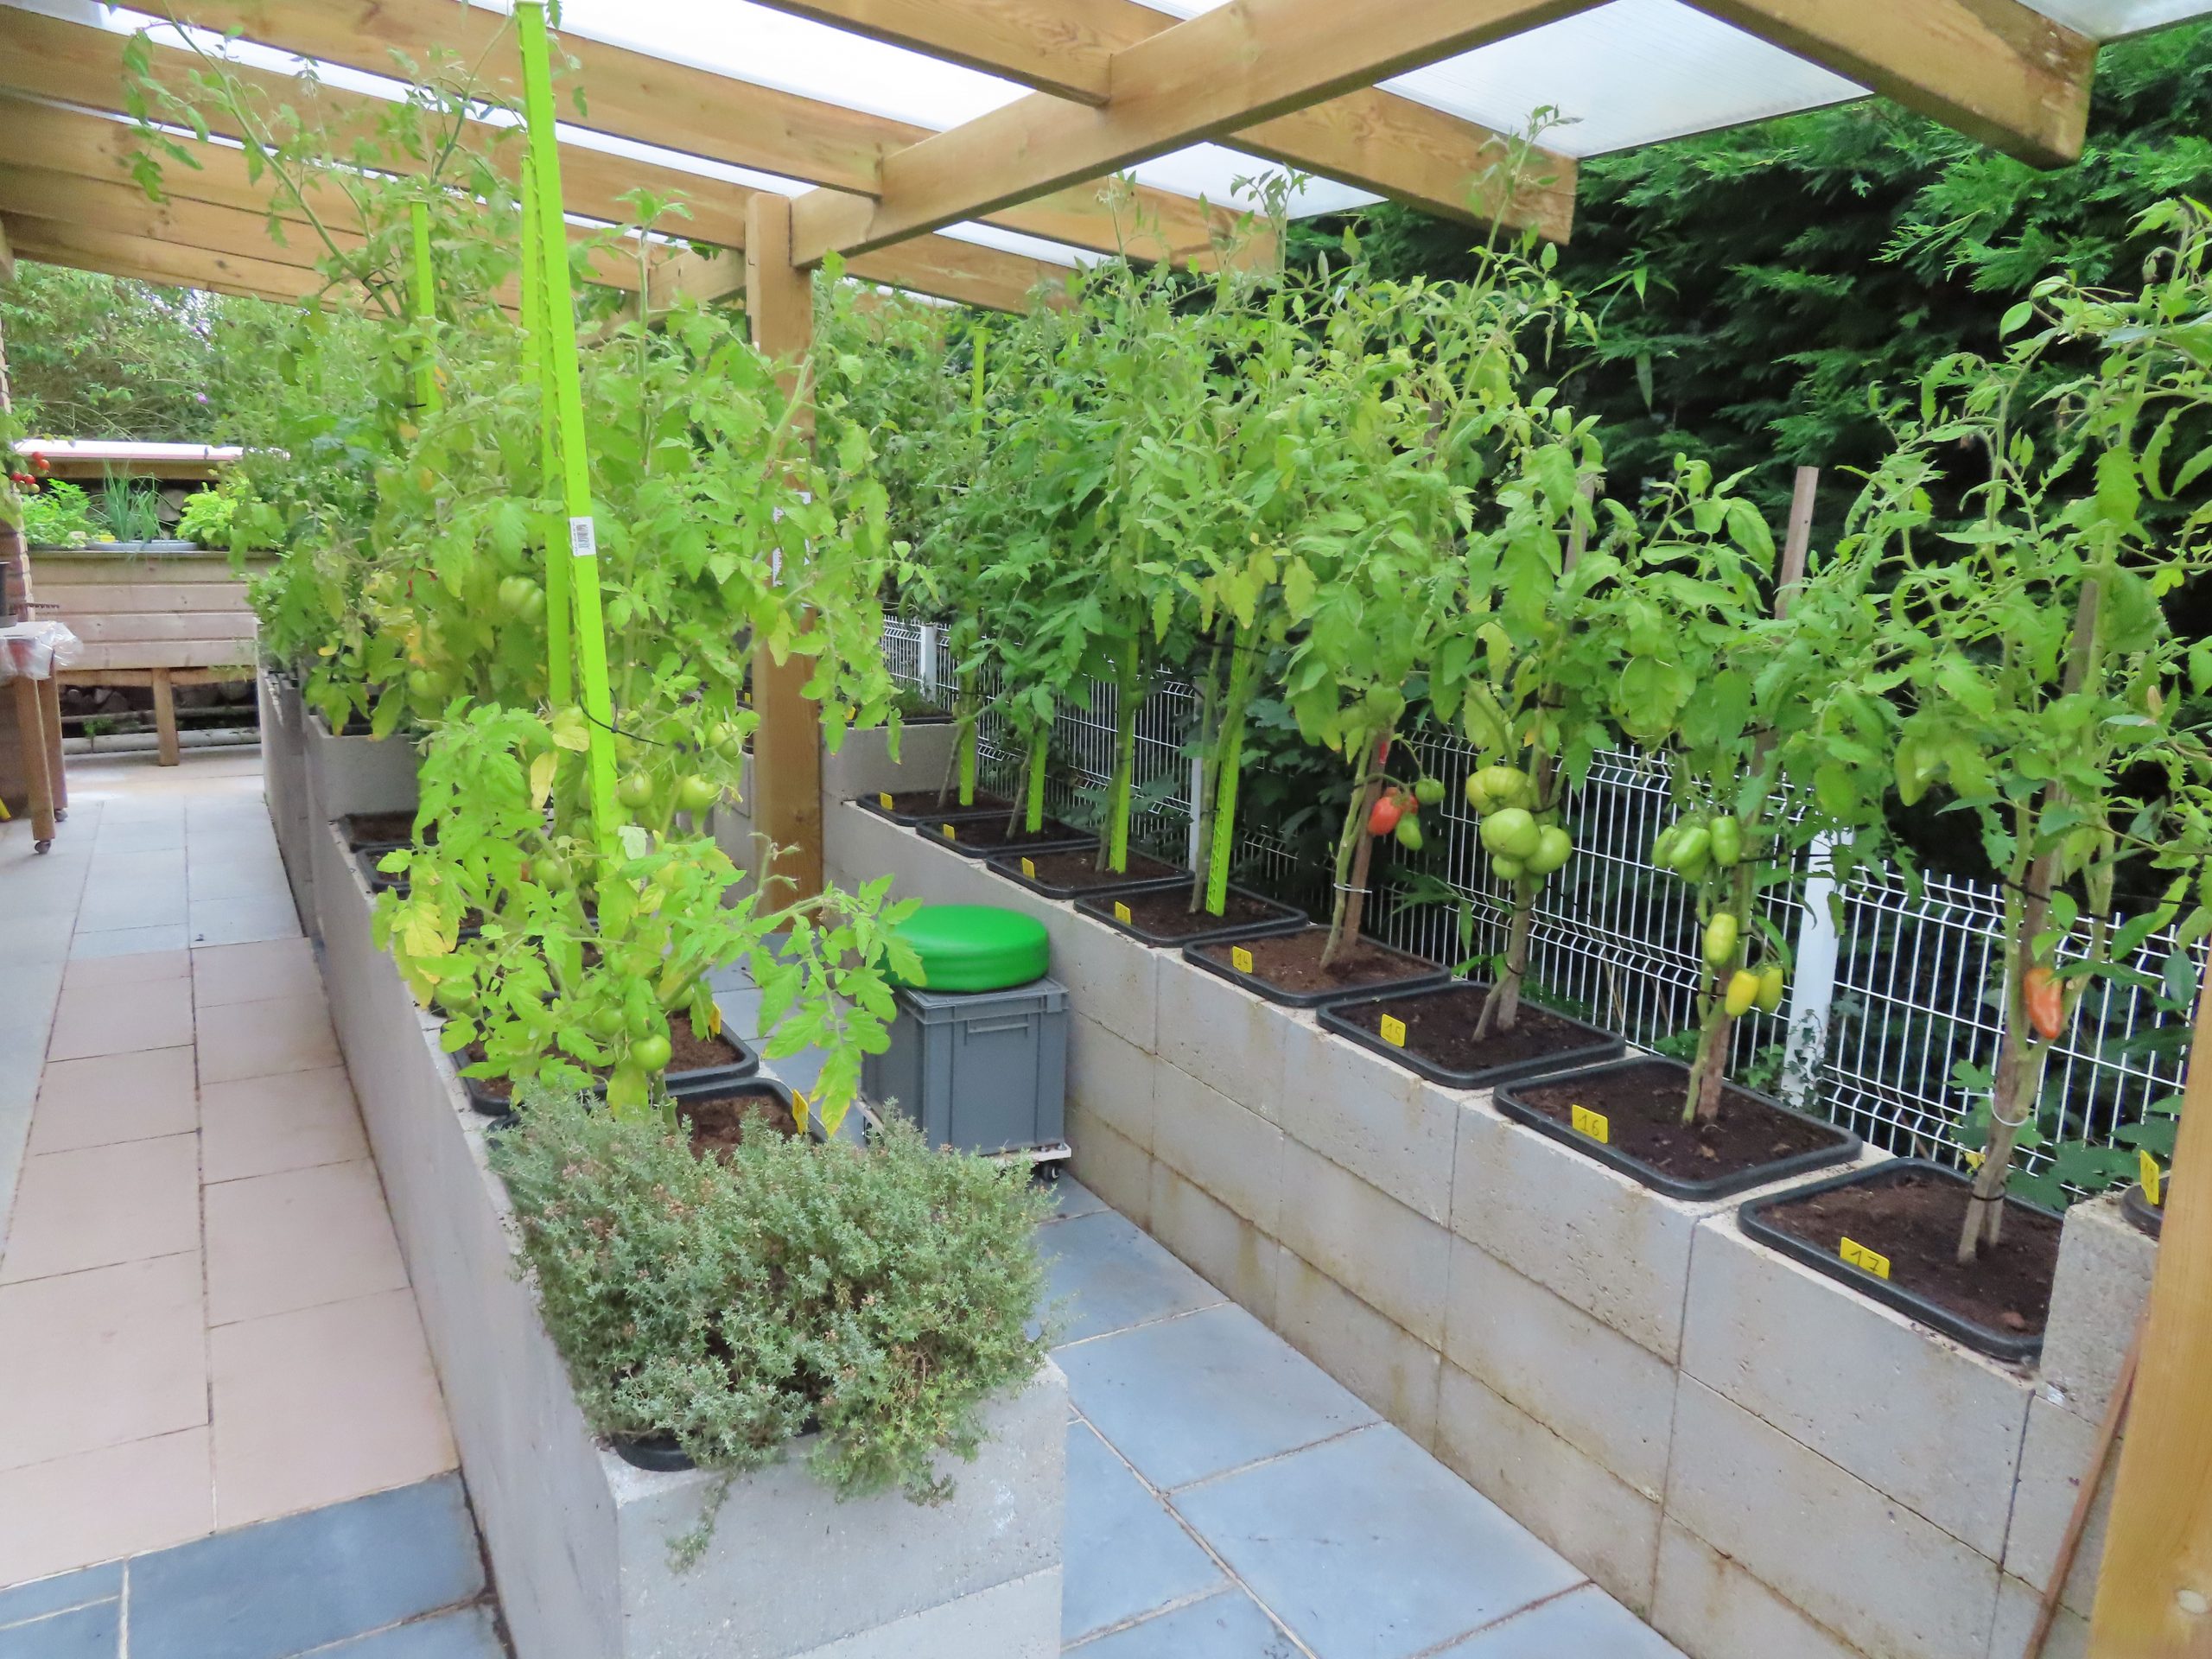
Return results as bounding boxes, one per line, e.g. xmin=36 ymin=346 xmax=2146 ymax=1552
xmin=863 ymin=977 xmax=1068 ymax=1154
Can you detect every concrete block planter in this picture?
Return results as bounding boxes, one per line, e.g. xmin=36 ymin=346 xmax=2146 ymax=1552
xmin=1317 ymin=980 xmax=1625 ymax=1090
xmin=317 ymin=824 xmax=1069 ymax=1659
xmin=1275 ymin=1012 xmax=1459 ymax=1225
xmin=2037 ymin=1191 xmax=2158 ymax=1422
xmin=821 ymin=721 xmax=961 ymax=806
xmin=259 ymin=665 xmax=313 ymax=928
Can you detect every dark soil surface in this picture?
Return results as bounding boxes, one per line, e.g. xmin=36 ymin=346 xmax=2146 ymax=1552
xmin=1092 ymin=885 xmax=1298 ymax=940
xmin=342 ymin=811 xmax=424 ymax=848
xmin=1512 ymin=1060 xmax=1846 ymax=1183
xmin=1335 ymin=982 xmax=1607 ymax=1074
xmin=1007 ymin=848 xmax=1184 ymax=891
xmin=677 ymin=1086 xmax=799 ymax=1156
xmin=667 ymin=1024 xmax=750 ymax=1076
xmin=870 ymin=788 xmax=1014 ymax=817
xmin=923 ymin=814 xmax=1091 ymax=851
xmin=457 ymin=1040 xmax=607 ymax=1106
xmin=1755 ymin=1165 xmax=2063 ymax=1338
xmin=1197 ymin=928 xmax=1436 ymax=996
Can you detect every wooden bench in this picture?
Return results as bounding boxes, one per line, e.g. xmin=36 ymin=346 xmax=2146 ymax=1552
xmin=28 ymin=543 xmax=274 ymax=765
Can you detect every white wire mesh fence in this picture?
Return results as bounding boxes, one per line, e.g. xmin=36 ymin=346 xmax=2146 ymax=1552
xmin=880 ymin=620 xmax=2197 ymax=1193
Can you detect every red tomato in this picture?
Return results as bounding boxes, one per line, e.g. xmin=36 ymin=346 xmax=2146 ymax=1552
xmin=1368 ymin=794 xmax=1403 ymax=836
xmin=2023 ymin=966 xmax=2064 ymax=1042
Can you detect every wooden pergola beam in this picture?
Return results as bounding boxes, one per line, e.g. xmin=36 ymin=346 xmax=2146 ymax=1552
xmin=735 ymin=0 xmax=1576 ymax=234
xmin=1685 ymin=0 xmax=2094 ymax=167
xmin=0 ymin=217 xmax=12 ymax=286
xmin=2 ymin=213 xmax=327 ymax=304
xmin=649 ymin=232 xmax=1073 ymax=317
xmin=789 ymin=0 xmax=1599 ymax=265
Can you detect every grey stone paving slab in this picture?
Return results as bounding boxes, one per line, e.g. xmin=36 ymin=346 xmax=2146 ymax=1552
xmin=320 ymin=1605 xmax=505 ymax=1657
xmin=1433 ymin=1586 xmax=1684 ymax=1657
xmin=128 ymin=1476 xmax=484 ymax=1659
xmin=0 ymin=1562 xmax=121 ymax=1631
xmin=1062 ymin=1423 xmax=1224 ymax=1644
xmin=1072 ymin=1589 xmax=1297 ymax=1658
xmin=1039 ymin=1210 xmax=1222 ymax=1344
xmin=1171 ymin=1425 xmax=1585 ymax=1659
xmin=1060 ymin=1304 xmax=1376 ymax=1492
xmin=0 ymin=1599 xmax=122 ymax=1659
xmin=1050 ymin=1176 xmax=1108 ymax=1223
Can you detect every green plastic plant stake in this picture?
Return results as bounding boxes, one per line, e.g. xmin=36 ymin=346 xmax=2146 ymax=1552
xmin=955 ymin=328 xmax=987 ymax=807
xmin=409 ymin=200 xmax=440 ymax=417
xmin=1205 ymin=631 xmax=1255 ymax=916
xmin=518 ymin=0 xmax=617 ymax=834
xmin=516 ymin=156 xmax=572 ymax=707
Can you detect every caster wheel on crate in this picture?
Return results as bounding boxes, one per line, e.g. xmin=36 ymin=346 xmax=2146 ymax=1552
xmin=35 ymin=839 xmax=53 ymax=854
xmin=54 ymin=808 xmax=67 ymax=822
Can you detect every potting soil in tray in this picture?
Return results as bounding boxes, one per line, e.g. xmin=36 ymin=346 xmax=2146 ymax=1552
xmin=1510 ymin=1061 xmax=1845 ymax=1185
xmin=341 ymin=811 xmax=426 ymax=849
xmin=1749 ymin=1163 xmax=2063 ymax=1340
xmin=677 ymin=1084 xmax=800 ymax=1156
xmin=666 ymin=1025 xmax=753 ymax=1078
xmin=1080 ymin=884 xmax=1300 ymax=943
xmin=919 ymin=815 xmax=1092 ymax=853
xmin=1329 ymin=982 xmax=1618 ymax=1079
xmin=993 ymin=848 xmax=1184 ymax=895
xmin=863 ymin=788 xmax=1014 ymax=819
xmin=1193 ymin=927 xmax=1442 ymax=1002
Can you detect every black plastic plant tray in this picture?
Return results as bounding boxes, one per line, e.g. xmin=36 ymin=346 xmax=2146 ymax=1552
xmin=2122 ymin=1180 xmax=2164 ymax=1239
xmin=917 ymin=816 xmax=1096 ymax=859
xmin=1737 ymin=1159 xmax=2061 ymax=1363
xmin=851 ymin=793 xmax=1007 ymax=829
xmin=357 ymin=849 xmax=408 ymax=897
xmin=664 ymin=1033 xmax=762 ymax=1099
xmin=986 ymin=849 xmax=1190 ymax=902
xmin=1318 ymin=981 xmax=1626 ymax=1090
xmin=1072 ymin=883 xmax=1307 ymax=949
xmin=1493 ymin=1056 xmax=1861 ymax=1203
xmin=1183 ymin=927 xmax=1452 ymax=1011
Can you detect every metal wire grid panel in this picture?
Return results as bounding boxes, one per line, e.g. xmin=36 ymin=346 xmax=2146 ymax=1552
xmin=878 ymin=620 xmax=2196 ymax=1184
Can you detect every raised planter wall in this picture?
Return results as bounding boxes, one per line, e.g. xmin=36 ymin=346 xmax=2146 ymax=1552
xmin=826 ymin=795 xmax=2160 ymax=1659
xmin=258 ymin=666 xmax=312 ymax=928
xmin=294 ymin=707 xmax=418 ymax=940
xmin=314 ymin=817 xmax=1069 ymax=1659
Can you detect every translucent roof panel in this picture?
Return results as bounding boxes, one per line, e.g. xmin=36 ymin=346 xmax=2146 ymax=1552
xmin=2028 ymin=0 xmax=2212 ymax=31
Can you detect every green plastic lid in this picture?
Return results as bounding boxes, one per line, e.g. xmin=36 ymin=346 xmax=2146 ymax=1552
xmin=887 ymin=905 xmax=1049 ymax=993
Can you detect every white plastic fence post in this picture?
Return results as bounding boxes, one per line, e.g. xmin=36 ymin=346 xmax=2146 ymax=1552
xmin=1783 ymin=831 xmax=1841 ymax=1106
xmin=917 ymin=621 xmax=938 ymax=696
xmin=1188 ymin=756 xmax=1205 ymax=871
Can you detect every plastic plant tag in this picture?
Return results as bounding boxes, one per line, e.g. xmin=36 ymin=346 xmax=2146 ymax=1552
xmin=1020 ymin=857 xmax=1036 ymax=879
xmin=1378 ymin=1013 xmax=1408 ymax=1047
xmin=1570 ymin=1104 xmax=1609 ymax=1144
xmin=1231 ymin=945 xmax=1255 ymax=975
xmin=878 ymin=791 xmax=893 ymax=810
xmin=568 ymin=516 xmax=596 ymax=558
xmin=1840 ymin=1237 xmax=1891 ymax=1280
xmin=2141 ymin=1150 xmax=2164 ymax=1208
xmin=942 ymin=823 xmax=957 ymax=842
xmin=1113 ymin=900 xmax=1133 ymax=925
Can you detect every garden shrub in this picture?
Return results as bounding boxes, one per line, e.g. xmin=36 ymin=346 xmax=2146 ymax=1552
xmin=20 ymin=480 xmax=96 ymax=547
xmin=493 ymin=1095 xmax=1052 ymax=1504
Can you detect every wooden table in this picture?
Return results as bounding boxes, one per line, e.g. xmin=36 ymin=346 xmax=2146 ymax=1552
xmin=0 ymin=623 xmax=70 ymax=851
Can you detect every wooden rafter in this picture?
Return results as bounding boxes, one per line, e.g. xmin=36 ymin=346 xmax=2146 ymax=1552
xmin=156 ymin=0 xmax=1243 ymax=267
xmin=650 ymin=236 xmax=1071 ymax=317
xmin=2 ymin=213 xmax=326 ymax=304
xmin=1685 ymin=0 xmax=2094 ymax=167
xmin=0 ymin=216 xmax=12 ymax=285
xmin=787 ymin=0 xmax=1598 ymax=265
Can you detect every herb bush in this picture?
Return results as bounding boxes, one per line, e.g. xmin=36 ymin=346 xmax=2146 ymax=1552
xmin=19 ymin=480 xmax=97 ymax=547
xmin=493 ymin=1096 xmax=1051 ymax=1502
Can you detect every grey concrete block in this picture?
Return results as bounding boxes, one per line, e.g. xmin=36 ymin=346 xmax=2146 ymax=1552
xmin=2039 ymin=1194 xmax=2158 ymax=1423
xmin=260 ymin=669 xmax=314 ymax=931
xmin=1667 ymin=1378 xmax=2001 ymax=1659
xmin=1444 ymin=1237 xmax=1675 ymax=1501
xmin=1276 ymin=1139 xmax=1452 ymax=1349
xmin=1650 ymin=1522 xmax=1864 ymax=1659
xmin=1066 ymin=1103 xmax=1154 ymax=1230
xmin=790 ymin=1567 xmax=1060 ymax=1659
xmin=821 ymin=723 xmax=960 ymax=804
xmin=1035 ymin=907 xmax=1160 ymax=1055
xmin=1986 ymin=1573 xmax=2088 ymax=1659
xmin=1154 ymin=955 xmax=1288 ymax=1124
xmin=1067 ymin=1011 xmax=1156 ymax=1154
xmin=302 ymin=706 xmax=419 ymax=823
xmin=1682 ymin=1217 xmax=2032 ymax=1558
xmin=1275 ymin=1016 xmax=1457 ymax=1224
xmin=1274 ymin=1249 xmax=1440 ymax=1449
xmin=1432 ymin=1363 xmax=1662 ymax=1615
xmin=2003 ymin=1396 xmax=2115 ymax=1621
xmin=1147 ymin=1160 xmax=1281 ymax=1325
xmin=1151 ymin=1063 xmax=1283 ymax=1235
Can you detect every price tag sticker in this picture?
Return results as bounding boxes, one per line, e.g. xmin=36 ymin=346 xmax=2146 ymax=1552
xmin=942 ymin=823 xmax=957 ymax=842
xmin=1020 ymin=857 xmax=1037 ymax=879
xmin=1113 ymin=900 xmax=1133 ymax=925
xmin=568 ymin=515 xmax=597 ymax=559
xmin=877 ymin=791 xmax=893 ymax=810
xmin=1379 ymin=1013 xmax=1408 ymax=1047
xmin=2140 ymin=1149 xmax=2164 ymax=1209
xmin=1569 ymin=1104 xmax=1609 ymax=1144
xmin=1840 ymin=1237 xmax=1891 ymax=1281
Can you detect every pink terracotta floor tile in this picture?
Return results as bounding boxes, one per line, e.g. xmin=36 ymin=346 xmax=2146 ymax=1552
xmin=58 ymin=949 xmax=192 ymax=995
xmin=194 ymin=993 xmax=340 ymax=1084
xmin=0 ymin=1427 xmax=213 ymax=1585
xmin=29 ymin=1047 xmax=199 ymax=1155
xmin=191 ymin=938 xmax=323 ymax=1011
xmin=45 ymin=976 xmax=195 ymax=1063
xmin=200 ymin=1068 xmax=367 ymax=1184
xmin=0 ymin=1135 xmax=202 ymax=1286
xmin=204 ymin=1159 xmax=407 ymax=1325
xmin=0 ymin=1252 xmax=208 ymax=1472
xmin=211 ymin=1287 xmax=455 ymax=1529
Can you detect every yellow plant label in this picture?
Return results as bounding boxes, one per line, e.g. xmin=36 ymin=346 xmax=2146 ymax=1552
xmin=878 ymin=791 xmax=893 ymax=810
xmin=942 ymin=823 xmax=957 ymax=842
xmin=1840 ymin=1237 xmax=1891 ymax=1281
xmin=1020 ymin=857 xmax=1037 ymax=879
xmin=2141 ymin=1150 xmax=2164 ymax=1209
xmin=1379 ymin=1014 xmax=1408 ymax=1048
xmin=1231 ymin=946 xmax=1255 ymax=975
xmin=1570 ymin=1105 xmax=1609 ymax=1144
xmin=1113 ymin=900 xmax=1133 ymax=925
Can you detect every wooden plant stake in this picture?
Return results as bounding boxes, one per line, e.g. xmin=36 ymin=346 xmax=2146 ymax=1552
xmin=2023 ymin=1316 xmax=2142 ymax=1657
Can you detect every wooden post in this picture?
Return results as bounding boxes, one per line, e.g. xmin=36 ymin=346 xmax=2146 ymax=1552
xmin=149 ymin=666 xmax=180 ymax=766
xmin=2088 ymin=971 xmax=2212 ymax=1653
xmin=745 ymin=193 xmax=823 ymax=902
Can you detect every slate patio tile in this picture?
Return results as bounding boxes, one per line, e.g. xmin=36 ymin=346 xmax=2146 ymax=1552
xmin=1060 ymin=1303 xmax=1376 ymax=1491
xmin=1050 ymin=1174 xmax=1109 ymax=1222
xmin=1172 ymin=1425 xmax=1584 ymax=1659
xmin=318 ymin=1605 xmax=505 ymax=1657
xmin=0 ymin=1561 xmax=123 ymax=1630
xmin=1038 ymin=1210 xmax=1223 ymax=1344
xmin=1432 ymin=1586 xmax=1683 ymax=1657
xmin=1073 ymin=1589 xmax=1300 ymax=1658
xmin=1063 ymin=1421 xmax=1224 ymax=1644
xmin=0 ymin=1599 xmax=122 ymax=1658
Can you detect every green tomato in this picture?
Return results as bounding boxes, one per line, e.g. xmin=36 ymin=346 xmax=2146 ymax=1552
xmin=1703 ymin=912 xmax=1741 ymax=970
xmin=1526 ymin=824 xmax=1573 ymax=875
xmin=1475 ymin=766 xmax=1532 ymax=810
xmin=616 ymin=772 xmax=657 ymax=811
xmin=1464 ymin=775 xmax=1491 ymax=813
xmin=1479 ymin=807 xmax=1541 ymax=862
xmin=675 ymin=775 xmax=721 ymax=814
xmin=1667 ymin=824 xmax=1711 ymax=878
xmin=587 ymin=1006 xmax=624 ymax=1039
xmin=405 ymin=668 xmax=442 ymax=704
xmin=630 ymin=1034 xmax=673 ymax=1074
xmin=1413 ymin=778 xmax=1446 ymax=808
xmin=496 ymin=576 xmax=541 ymax=619
xmin=1394 ymin=815 xmax=1424 ymax=851
xmin=531 ymin=853 xmax=573 ymax=893
xmin=708 ymin=721 xmax=747 ymax=760
xmin=1491 ymin=854 xmax=1526 ymax=882
xmin=1756 ymin=962 xmax=1787 ymax=1014
xmin=1707 ymin=816 xmax=1744 ymax=868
